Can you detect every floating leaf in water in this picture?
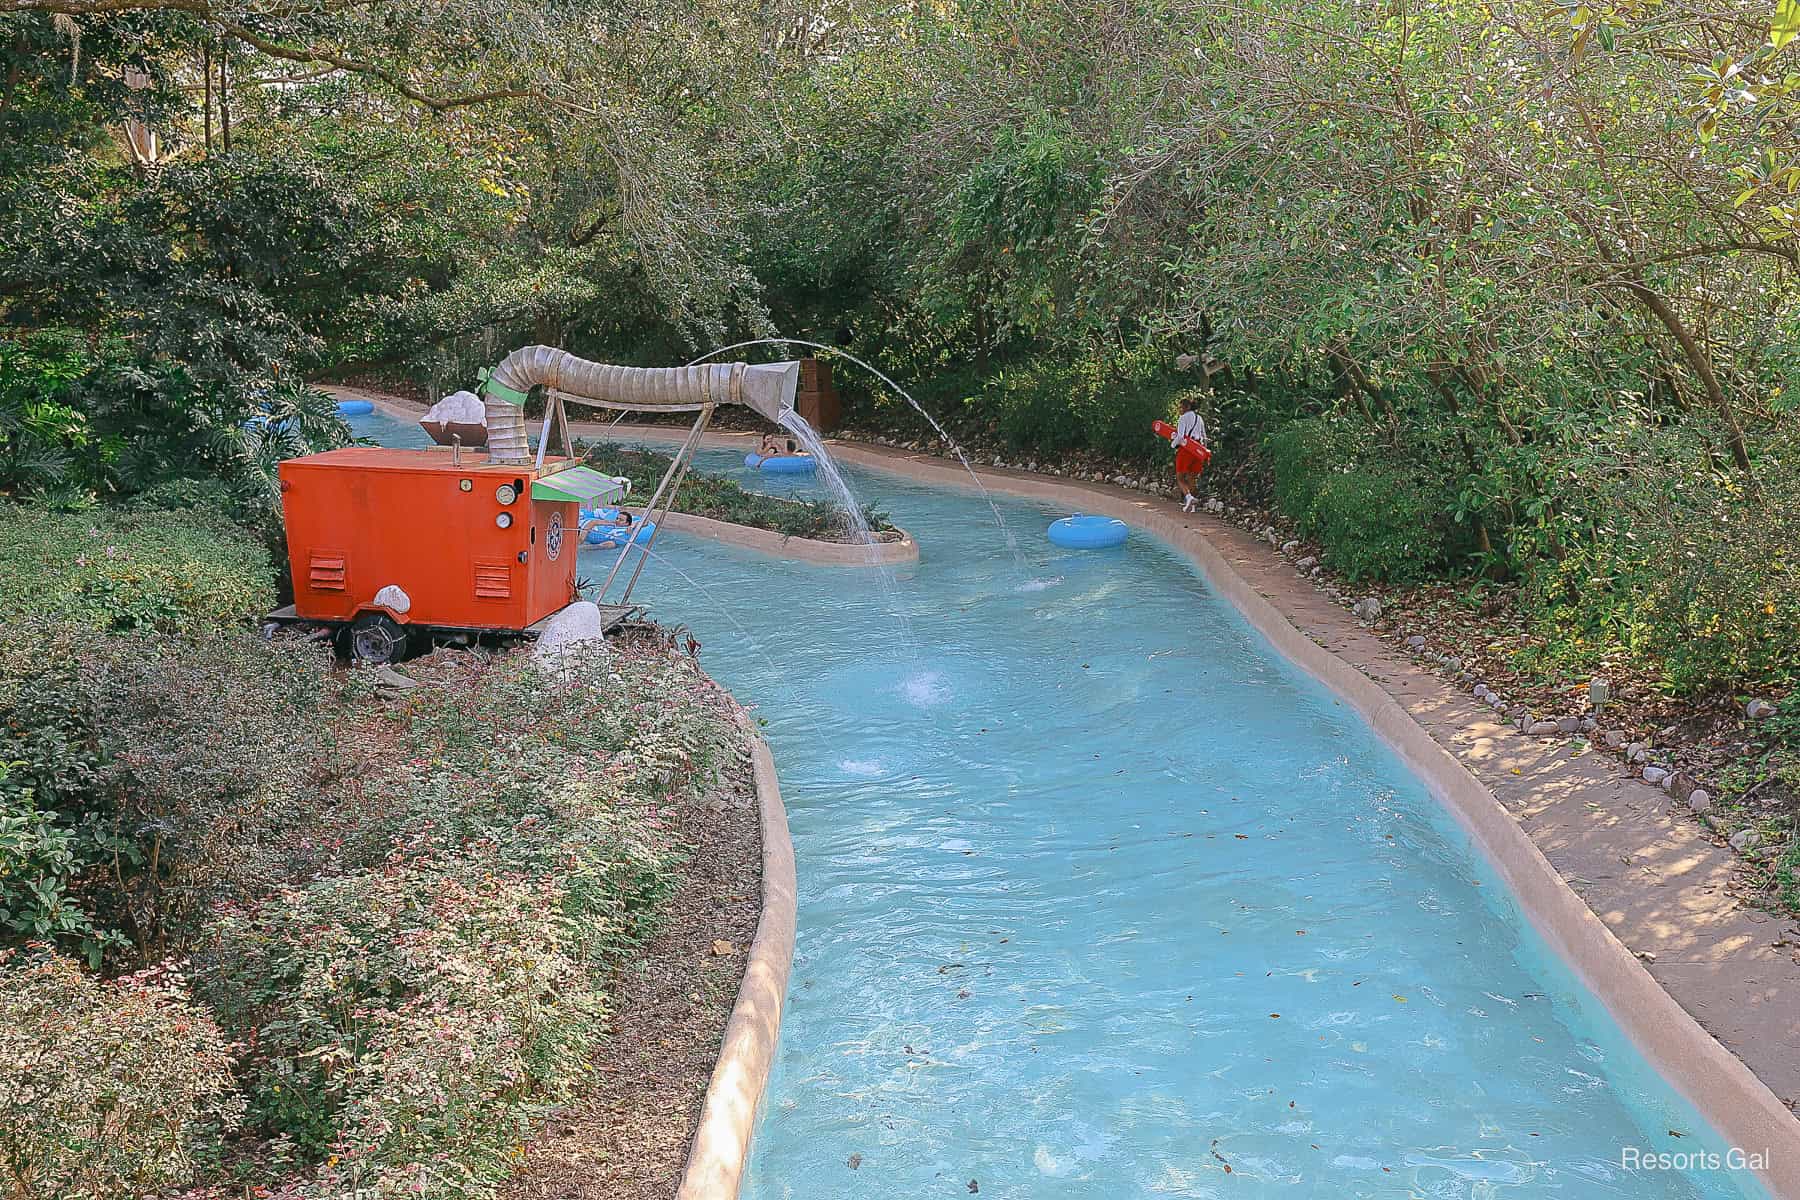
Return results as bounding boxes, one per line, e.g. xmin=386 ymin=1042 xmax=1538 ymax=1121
xmin=847 ymin=1153 xmax=862 ymax=1169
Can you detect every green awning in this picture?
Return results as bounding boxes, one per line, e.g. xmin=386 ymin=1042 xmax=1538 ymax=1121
xmin=531 ymin=466 xmax=627 ymax=504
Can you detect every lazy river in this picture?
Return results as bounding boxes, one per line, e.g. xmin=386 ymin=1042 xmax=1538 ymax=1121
xmin=350 ymin=410 xmax=1766 ymax=1199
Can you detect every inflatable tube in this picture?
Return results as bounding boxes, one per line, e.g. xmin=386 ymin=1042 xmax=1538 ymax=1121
xmin=581 ymin=507 xmax=656 ymax=547
xmin=1047 ymin=513 xmax=1128 ymax=550
xmin=336 ymin=399 xmax=374 ymax=416
xmin=745 ymin=452 xmax=817 ymax=475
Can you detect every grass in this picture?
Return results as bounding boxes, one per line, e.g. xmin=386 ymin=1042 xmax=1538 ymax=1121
xmin=577 ymin=440 xmax=896 ymax=542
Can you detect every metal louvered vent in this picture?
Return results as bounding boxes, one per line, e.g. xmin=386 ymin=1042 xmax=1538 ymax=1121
xmin=308 ymin=551 xmax=347 ymax=592
xmin=473 ymin=559 xmax=512 ymax=600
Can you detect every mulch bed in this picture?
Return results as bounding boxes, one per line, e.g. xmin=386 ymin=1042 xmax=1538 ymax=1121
xmin=497 ymin=706 xmax=763 ymax=1200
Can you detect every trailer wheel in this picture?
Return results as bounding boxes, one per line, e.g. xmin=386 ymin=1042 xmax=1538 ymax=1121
xmin=345 ymin=613 xmax=409 ymax=665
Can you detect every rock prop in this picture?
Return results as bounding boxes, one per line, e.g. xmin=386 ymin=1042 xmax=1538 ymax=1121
xmin=532 ymin=601 xmax=610 ymax=665
xmin=1745 ymin=698 xmax=1776 ymax=720
xmin=419 ymin=389 xmax=488 ymax=447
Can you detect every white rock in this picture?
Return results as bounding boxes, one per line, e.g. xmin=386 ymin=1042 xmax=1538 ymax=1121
xmin=1443 ymin=656 xmax=1462 ymax=671
xmin=1687 ymin=789 xmax=1713 ymax=814
xmin=1602 ymin=730 xmax=1626 ymax=749
xmin=1352 ymin=596 xmax=1383 ymax=622
xmin=1579 ymin=716 xmax=1598 ymax=732
xmin=532 ymin=601 xmax=611 ymax=664
xmin=1556 ymin=716 xmax=1580 ymax=734
xmin=1111 ymin=474 xmax=1130 ymax=486
xmin=1405 ymin=635 xmax=1426 ymax=650
xmin=372 ymin=584 xmax=412 ymax=615
xmin=1641 ymin=766 xmax=1670 ymax=785
xmin=1296 ymin=555 xmax=1318 ymax=570
xmin=1626 ymin=741 xmax=1647 ymax=761
xmin=1282 ymin=540 xmax=1300 ymax=554
xmin=1746 ymin=698 xmax=1776 ymax=720
xmin=1729 ymin=829 xmax=1761 ymax=853
xmin=1204 ymin=498 xmax=1225 ymax=514
xmin=1528 ymin=719 xmax=1560 ymax=735
xmin=1488 ymin=695 xmax=1505 ymax=711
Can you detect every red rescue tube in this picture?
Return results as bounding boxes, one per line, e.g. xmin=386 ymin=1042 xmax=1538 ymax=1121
xmin=1152 ymin=419 xmax=1177 ymax=441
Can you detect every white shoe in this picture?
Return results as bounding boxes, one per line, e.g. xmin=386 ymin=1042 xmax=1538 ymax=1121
xmin=1182 ymin=495 xmax=1196 ymax=512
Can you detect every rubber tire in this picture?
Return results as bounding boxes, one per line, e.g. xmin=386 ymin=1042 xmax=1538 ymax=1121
xmin=344 ymin=613 xmax=410 ymax=665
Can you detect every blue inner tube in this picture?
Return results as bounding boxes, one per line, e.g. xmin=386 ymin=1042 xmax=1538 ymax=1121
xmin=1048 ymin=513 xmax=1129 ymax=550
xmin=746 ymin=452 xmax=817 ymax=474
xmin=580 ymin=507 xmax=655 ymax=546
xmin=336 ymin=399 xmax=374 ymax=416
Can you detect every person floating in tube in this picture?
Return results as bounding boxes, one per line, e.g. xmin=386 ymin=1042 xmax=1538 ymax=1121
xmin=1171 ymin=395 xmax=1211 ymax=512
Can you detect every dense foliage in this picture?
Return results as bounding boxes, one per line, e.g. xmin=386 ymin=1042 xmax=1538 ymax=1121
xmin=8 ymin=0 xmax=1791 ymax=695
xmin=0 ymin=504 xmax=275 ymax=631
xmin=0 ymin=510 xmax=743 ymax=1196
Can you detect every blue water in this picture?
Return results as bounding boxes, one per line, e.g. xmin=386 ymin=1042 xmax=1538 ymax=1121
xmin=347 ymin=411 xmax=1766 ymax=1199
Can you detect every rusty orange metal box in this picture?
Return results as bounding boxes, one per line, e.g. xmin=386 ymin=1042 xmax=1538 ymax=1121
xmin=278 ymin=447 xmax=582 ymax=632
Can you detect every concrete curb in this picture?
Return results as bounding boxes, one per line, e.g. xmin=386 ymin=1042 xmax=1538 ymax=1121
xmin=806 ymin=441 xmax=1800 ymax=1199
xmin=675 ymin=728 xmax=796 ymax=1200
xmin=657 ymin=510 xmax=918 ymax=567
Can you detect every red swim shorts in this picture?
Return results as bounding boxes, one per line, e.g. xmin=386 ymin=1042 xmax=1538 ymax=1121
xmin=1176 ymin=443 xmax=1211 ymax=475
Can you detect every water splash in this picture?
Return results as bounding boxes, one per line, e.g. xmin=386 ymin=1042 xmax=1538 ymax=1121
xmin=777 ymin=409 xmax=913 ymax=642
xmin=687 ymin=337 xmax=1020 ymax=562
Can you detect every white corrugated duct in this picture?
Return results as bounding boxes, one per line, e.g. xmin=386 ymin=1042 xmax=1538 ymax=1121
xmin=482 ymin=346 xmax=800 ymax=464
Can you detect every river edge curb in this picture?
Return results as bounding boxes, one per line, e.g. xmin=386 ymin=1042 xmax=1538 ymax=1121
xmin=673 ymin=720 xmax=796 ymax=1200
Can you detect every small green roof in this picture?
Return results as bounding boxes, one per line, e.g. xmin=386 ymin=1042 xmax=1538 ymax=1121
xmin=531 ymin=466 xmax=627 ymax=504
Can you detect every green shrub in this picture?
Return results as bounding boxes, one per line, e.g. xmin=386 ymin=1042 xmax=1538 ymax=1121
xmin=204 ymin=855 xmax=608 ymax=1196
xmin=0 ymin=951 xmax=243 ymax=1200
xmin=1522 ymin=434 xmax=1800 ymax=695
xmin=200 ymin=645 xmax=727 ymax=1197
xmin=1266 ymin=417 xmax=1453 ymax=582
xmin=0 ymin=622 xmax=342 ymax=960
xmin=0 ymin=505 xmax=275 ymax=632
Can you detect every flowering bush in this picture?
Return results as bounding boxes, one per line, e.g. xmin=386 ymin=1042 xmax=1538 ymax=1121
xmin=0 ymin=950 xmax=243 ymax=1199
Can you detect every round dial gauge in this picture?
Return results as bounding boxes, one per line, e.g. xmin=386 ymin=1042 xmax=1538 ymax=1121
xmin=495 ymin=484 xmax=518 ymax=505
xmin=459 ymin=479 xmax=473 ymax=492
xmin=495 ymin=512 xmax=514 ymax=529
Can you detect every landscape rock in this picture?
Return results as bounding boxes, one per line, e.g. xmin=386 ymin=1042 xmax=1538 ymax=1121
xmin=1296 ymin=555 xmax=1318 ymax=570
xmin=1746 ymin=698 xmax=1776 ymax=720
xmin=373 ymin=664 xmax=418 ymax=691
xmin=1204 ymin=498 xmax=1225 ymax=514
xmin=1555 ymin=716 xmax=1580 ymax=734
xmin=1687 ymin=789 xmax=1713 ymax=815
xmin=532 ymin=600 xmax=611 ymax=664
xmin=1527 ymin=719 xmax=1560 ymax=735
xmin=1405 ymin=635 xmax=1426 ymax=651
xmin=1626 ymin=741 xmax=1647 ymax=762
xmin=1579 ymin=716 xmax=1598 ymax=732
xmin=1443 ymin=656 xmax=1462 ymax=671
xmin=1641 ymin=766 xmax=1670 ymax=786
xmin=1729 ymin=829 xmax=1762 ymax=853
xmin=1282 ymin=540 xmax=1300 ymax=554
xmin=1602 ymin=730 xmax=1626 ymax=749
xmin=1351 ymin=596 xmax=1383 ymax=622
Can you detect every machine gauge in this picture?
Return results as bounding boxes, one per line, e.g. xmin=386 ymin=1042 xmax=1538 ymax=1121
xmin=459 ymin=479 xmax=473 ymax=492
xmin=495 ymin=484 xmax=518 ymax=505
xmin=495 ymin=512 xmax=514 ymax=529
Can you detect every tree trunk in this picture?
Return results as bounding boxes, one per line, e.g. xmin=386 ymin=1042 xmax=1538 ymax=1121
xmin=1625 ymin=281 xmax=1753 ymax=478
